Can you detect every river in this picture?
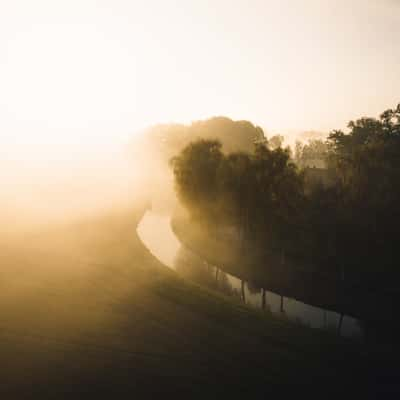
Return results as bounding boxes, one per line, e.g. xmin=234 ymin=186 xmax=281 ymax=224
xmin=137 ymin=209 xmax=363 ymax=338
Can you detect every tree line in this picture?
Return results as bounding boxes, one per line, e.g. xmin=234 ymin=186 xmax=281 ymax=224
xmin=171 ymin=104 xmax=400 ymax=290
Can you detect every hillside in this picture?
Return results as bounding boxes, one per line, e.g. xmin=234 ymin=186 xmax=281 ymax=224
xmin=0 ymin=203 xmax=386 ymax=398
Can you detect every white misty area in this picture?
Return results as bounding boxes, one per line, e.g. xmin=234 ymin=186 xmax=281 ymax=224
xmin=0 ymin=137 xmax=150 ymax=233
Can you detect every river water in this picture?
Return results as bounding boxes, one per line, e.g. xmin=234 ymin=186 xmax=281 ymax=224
xmin=137 ymin=210 xmax=363 ymax=338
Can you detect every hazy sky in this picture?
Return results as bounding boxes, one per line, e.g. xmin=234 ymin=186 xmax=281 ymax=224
xmin=0 ymin=0 xmax=399 ymax=159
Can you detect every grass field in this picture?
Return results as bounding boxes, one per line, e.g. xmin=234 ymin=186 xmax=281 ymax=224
xmin=0 ymin=203 xmax=391 ymax=398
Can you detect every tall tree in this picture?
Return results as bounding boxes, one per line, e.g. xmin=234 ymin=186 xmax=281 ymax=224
xmin=170 ymin=139 xmax=223 ymax=219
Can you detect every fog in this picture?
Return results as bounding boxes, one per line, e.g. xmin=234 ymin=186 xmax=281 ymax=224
xmin=0 ymin=134 xmax=174 ymax=394
xmin=0 ymin=136 xmax=166 ymax=233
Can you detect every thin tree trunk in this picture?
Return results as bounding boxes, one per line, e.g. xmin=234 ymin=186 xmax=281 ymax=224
xmin=337 ymin=313 xmax=344 ymax=336
xmin=241 ymin=280 xmax=246 ymax=303
xmin=261 ymin=288 xmax=266 ymax=310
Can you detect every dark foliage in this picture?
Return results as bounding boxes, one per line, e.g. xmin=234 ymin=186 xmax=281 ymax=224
xmin=172 ymin=104 xmax=400 ymax=291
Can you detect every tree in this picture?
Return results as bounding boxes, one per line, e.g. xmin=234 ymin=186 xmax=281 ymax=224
xmin=171 ymin=138 xmax=304 ymax=258
xmin=141 ymin=116 xmax=266 ymax=166
xmin=267 ymin=135 xmax=284 ymax=150
xmin=217 ymin=151 xmax=253 ymax=235
xmin=170 ymin=139 xmax=223 ymax=219
xmin=171 ymin=105 xmax=400 ymax=291
xmin=294 ymin=139 xmax=328 ymax=168
xmin=321 ymin=103 xmax=400 ymax=281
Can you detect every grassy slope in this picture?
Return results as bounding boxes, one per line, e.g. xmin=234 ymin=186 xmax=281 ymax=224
xmin=0 ymin=204 xmax=386 ymax=398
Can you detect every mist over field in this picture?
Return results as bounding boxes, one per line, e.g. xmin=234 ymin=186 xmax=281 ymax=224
xmin=1 ymin=0 xmax=399 ymax=397
xmin=0 ymin=141 xmax=150 ymax=232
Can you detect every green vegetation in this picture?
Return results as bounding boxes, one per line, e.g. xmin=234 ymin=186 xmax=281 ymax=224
xmin=294 ymin=138 xmax=328 ymax=168
xmin=0 ymin=204 xmax=372 ymax=397
xmin=322 ymin=105 xmax=400 ymax=285
xmin=170 ymin=104 xmax=400 ymax=321
xmin=136 ymin=116 xmax=265 ymax=166
xmin=171 ymin=138 xmax=304 ymax=256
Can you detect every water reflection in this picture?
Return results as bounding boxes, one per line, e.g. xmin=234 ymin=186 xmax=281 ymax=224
xmin=137 ymin=212 xmax=180 ymax=268
xmin=137 ymin=210 xmax=363 ymax=338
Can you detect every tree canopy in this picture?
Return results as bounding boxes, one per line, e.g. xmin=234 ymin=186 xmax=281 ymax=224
xmin=171 ymin=104 xmax=400 ymax=289
xmin=171 ymin=139 xmax=304 ymax=251
xmin=141 ymin=117 xmax=266 ymax=165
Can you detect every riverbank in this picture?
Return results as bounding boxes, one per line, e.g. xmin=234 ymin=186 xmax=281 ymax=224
xmin=0 ymin=202 xmax=395 ymax=397
xmin=172 ymin=214 xmax=398 ymax=329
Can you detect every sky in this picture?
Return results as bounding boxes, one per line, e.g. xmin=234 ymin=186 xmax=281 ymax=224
xmin=0 ymin=0 xmax=399 ymax=161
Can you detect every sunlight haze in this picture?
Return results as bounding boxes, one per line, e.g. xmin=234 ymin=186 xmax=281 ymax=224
xmin=1 ymin=2 xmax=400 ymax=396
xmin=1 ymin=0 xmax=399 ymax=161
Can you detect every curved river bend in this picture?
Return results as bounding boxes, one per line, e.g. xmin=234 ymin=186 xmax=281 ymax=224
xmin=137 ymin=210 xmax=363 ymax=338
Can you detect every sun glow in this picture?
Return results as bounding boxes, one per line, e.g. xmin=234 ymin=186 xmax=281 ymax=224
xmin=1 ymin=0 xmax=399 ymax=162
